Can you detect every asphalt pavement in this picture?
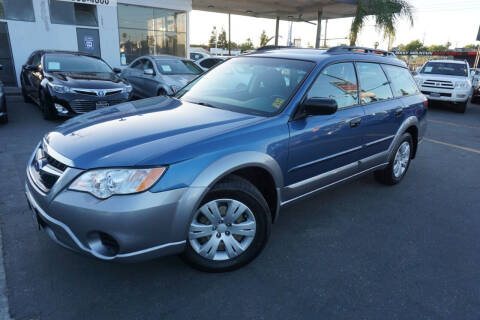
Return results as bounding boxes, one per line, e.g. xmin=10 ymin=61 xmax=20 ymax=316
xmin=0 ymin=96 xmax=479 ymax=320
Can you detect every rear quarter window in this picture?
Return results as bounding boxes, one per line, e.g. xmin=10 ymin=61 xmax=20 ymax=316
xmin=357 ymin=62 xmax=393 ymax=104
xmin=383 ymin=65 xmax=419 ymax=97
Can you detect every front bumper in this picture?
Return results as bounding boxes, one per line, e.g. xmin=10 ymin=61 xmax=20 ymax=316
xmin=420 ymin=87 xmax=471 ymax=103
xmin=25 ymin=161 xmax=198 ymax=262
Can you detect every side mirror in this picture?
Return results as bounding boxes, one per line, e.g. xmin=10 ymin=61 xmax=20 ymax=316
xmin=301 ymin=98 xmax=338 ymax=117
xmin=113 ymin=67 xmax=122 ymax=73
xmin=144 ymin=68 xmax=155 ymax=76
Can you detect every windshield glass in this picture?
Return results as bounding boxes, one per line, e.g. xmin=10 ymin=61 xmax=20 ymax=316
xmin=420 ymin=62 xmax=468 ymax=77
xmin=44 ymin=54 xmax=112 ymax=73
xmin=177 ymin=57 xmax=314 ymax=116
xmin=155 ymin=59 xmax=202 ymax=75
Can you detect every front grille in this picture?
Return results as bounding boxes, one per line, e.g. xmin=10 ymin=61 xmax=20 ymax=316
xmin=422 ymin=79 xmax=454 ymax=89
xmin=29 ymin=146 xmax=68 ymax=192
xmin=69 ymin=99 xmax=127 ymax=114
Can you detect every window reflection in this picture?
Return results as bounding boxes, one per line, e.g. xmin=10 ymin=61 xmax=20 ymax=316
xmin=118 ymin=4 xmax=187 ymax=65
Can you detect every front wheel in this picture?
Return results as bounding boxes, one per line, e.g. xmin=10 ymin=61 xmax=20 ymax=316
xmin=39 ymin=90 xmax=57 ymax=120
xmin=375 ymin=133 xmax=413 ymax=185
xmin=455 ymin=102 xmax=467 ymax=113
xmin=182 ymin=176 xmax=271 ymax=272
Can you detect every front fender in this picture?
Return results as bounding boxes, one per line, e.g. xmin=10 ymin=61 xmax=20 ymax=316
xmin=170 ymin=151 xmax=284 ymax=241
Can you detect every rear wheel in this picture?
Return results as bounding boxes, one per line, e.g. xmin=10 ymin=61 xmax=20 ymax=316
xmin=182 ymin=175 xmax=271 ymax=272
xmin=39 ymin=90 xmax=57 ymax=120
xmin=21 ymin=86 xmax=33 ymax=103
xmin=375 ymin=133 xmax=413 ymax=185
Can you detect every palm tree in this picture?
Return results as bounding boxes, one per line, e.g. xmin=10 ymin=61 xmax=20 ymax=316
xmin=349 ymin=0 xmax=414 ymax=47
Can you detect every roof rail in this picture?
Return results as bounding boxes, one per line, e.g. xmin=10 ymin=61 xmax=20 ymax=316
xmin=255 ymin=45 xmax=295 ymax=51
xmin=327 ymin=46 xmax=396 ymax=57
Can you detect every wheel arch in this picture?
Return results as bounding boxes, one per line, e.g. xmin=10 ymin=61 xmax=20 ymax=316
xmin=389 ymin=116 xmax=420 ymax=159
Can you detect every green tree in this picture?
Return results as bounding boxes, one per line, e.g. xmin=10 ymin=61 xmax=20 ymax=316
xmin=217 ymin=28 xmax=228 ymax=49
xmin=239 ymin=38 xmax=254 ymax=51
xmin=259 ymin=30 xmax=274 ymax=47
xmin=350 ymin=0 xmax=414 ymax=46
xmin=208 ymin=27 xmax=217 ymax=48
xmin=403 ymin=40 xmax=426 ymax=52
xmin=465 ymin=44 xmax=480 ymax=49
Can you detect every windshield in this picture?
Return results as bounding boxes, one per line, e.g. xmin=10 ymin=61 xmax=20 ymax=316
xmin=44 ymin=54 xmax=112 ymax=73
xmin=420 ymin=62 xmax=468 ymax=77
xmin=176 ymin=57 xmax=314 ymax=116
xmin=155 ymin=59 xmax=202 ymax=75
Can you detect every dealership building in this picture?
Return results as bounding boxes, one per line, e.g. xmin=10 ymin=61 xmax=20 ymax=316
xmin=0 ymin=0 xmax=359 ymax=87
xmin=0 ymin=0 xmax=191 ymax=87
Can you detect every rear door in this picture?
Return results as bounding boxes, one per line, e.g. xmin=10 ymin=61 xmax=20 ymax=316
xmin=355 ymin=62 xmax=401 ymax=162
xmin=285 ymin=62 xmax=365 ymax=201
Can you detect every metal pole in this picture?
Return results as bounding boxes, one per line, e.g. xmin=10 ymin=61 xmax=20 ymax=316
xmin=323 ymin=19 xmax=328 ymax=47
xmin=228 ymin=13 xmax=231 ymax=56
xmin=315 ymin=9 xmax=322 ymax=48
xmin=275 ymin=16 xmax=280 ymax=46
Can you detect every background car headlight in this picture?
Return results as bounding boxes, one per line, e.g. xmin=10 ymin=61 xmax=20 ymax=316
xmin=455 ymin=81 xmax=469 ymax=89
xmin=123 ymin=85 xmax=133 ymax=93
xmin=69 ymin=167 xmax=166 ymax=199
xmin=47 ymin=82 xmax=71 ymax=94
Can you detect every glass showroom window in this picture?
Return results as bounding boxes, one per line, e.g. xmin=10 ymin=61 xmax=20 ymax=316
xmin=118 ymin=4 xmax=187 ymax=65
xmin=0 ymin=0 xmax=35 ymax=21
xmin=49 ymin=0 xmax=98 ymax=26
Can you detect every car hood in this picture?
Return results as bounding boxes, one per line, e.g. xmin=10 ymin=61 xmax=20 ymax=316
xmin=162 ymin=74 xmax=199 ymax=87
xmin=45 ymin=97 xmax=263 ymax=169
xmin=49 ymin=72 xmax=128 ymax=89
xmin=417 ymin=73 xmax=468 ymax=81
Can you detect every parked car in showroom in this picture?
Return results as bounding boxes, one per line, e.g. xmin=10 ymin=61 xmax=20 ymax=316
xmin=414 ymin=59 xmax=472 ymax=113
xmin=0 ymin=64 xmax=7 ymax=124
xmin=195 ymin=56 xmax=228 ymax=71
xmin=21 ymin=50 xmax=133 ymax=120
xmin=120 ymin=55 xmax=203 ymax=98
xmin=25 ymin=46 xmax=427 ymax=272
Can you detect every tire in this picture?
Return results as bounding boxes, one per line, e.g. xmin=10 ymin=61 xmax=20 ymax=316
xmin=21 ymin=86 xmax=33 ymax=103
xmin=0 ymin=114 xmax=7 ymax=124
xmin=157 ymin=89 xmax=167 ymax=96
xmin=182 ymin=175 xmax=271 ymax=272
xmin=39 ymin=90 xmax=57 ymax=120
xmin=454 ymin=102 xmax=467 ymax=113
xmin=375 ymin=133 xmax=413 ymax=185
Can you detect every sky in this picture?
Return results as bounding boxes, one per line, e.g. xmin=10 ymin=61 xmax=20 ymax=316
xmin=189 ymin=0 xmax=480 ymax=50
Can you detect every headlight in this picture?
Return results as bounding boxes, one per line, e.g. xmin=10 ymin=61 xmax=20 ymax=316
xmin=69 ymin=167 xmax=166 ymax=199
xmin=122 ymin=85 xmax=133 ymax=93
xmin=47 ymin=82 xmax=71 ymax=94
xmin=455 ymin=81 xmax=469 ymax=89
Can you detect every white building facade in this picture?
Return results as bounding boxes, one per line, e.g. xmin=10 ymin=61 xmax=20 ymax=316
xmin=0 ymin=0 xmax=192 ymax=87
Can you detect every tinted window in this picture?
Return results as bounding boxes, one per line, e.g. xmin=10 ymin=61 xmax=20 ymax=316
xmin=31 ymin=54 xmax=41 ymax=67
xmin=383 ymin=65 xmax=419 ymax=97
xmin=200 ymin=58 xmax=223 ymax=69
xmin=357 ymin=63 xmax=393 ymax=104
xmin=178 ymin=57 xmax=314 ymax=116
xmin=307 ymin=62 xmax=358 ymax=109
xmin=49 ymin=0 xmax=97 ymax=26
xmin=144 ymin=59 xmax=154 ymax=71
xmin=420 ymin=62 xmax=468 ymax=77
xmin=131 ymin=59 xmax=144 ymax=70
xmin=155 ymin=59 xmax=202 ymax=75
xmin=44 ymin=54 xmax=112 ymax=73
xmin=0 ymin=0 xmax=35 ymax=21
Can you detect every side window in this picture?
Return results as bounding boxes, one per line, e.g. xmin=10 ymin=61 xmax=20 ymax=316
xmin=307 ymin=62 xmax=358 ymax=109
xmin=200 ymin=59 xmax=220 ymax=69
xmin=383 ymin=65 xmax=419 ymax=97
xmin=143 ymin=59 xmax=154 ymax=71
xmin=357 ymin=63 xmax=393 ymax=104
xmin=31 ymin=54 xmax=41 ymax=67
xmin=131 ymin=59 xmax=144 ymax=70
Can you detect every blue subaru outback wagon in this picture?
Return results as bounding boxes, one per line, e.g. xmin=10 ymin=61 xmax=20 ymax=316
xmin=25 ymin=47 xmax=427 ymax=271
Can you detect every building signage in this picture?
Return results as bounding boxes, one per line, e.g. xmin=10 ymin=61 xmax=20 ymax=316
xmin=57 ymin=0 xmax=117 ymax=6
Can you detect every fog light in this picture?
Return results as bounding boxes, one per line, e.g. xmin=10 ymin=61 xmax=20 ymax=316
xmin=54 ymin=103 xmax=68 ymax=114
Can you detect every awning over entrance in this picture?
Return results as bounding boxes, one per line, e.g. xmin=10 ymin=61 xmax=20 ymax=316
xmin=192 ymin=0 xmax=358 ymax=49
xmin=191 ymin=0 xmax=358 ymax=21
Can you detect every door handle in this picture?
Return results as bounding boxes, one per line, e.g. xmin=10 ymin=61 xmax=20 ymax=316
xmin=349 ymin=118 xmax=361 ymax=128
xmin=394 ymin=107 xmax=404 ymax=116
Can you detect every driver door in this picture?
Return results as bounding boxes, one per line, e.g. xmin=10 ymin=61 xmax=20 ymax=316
xmin=284 ymin=62 xmax=366 ymax=201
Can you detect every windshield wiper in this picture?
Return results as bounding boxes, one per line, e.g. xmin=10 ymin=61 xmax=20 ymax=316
xmin=187 ymin=100 xmax=220 ymax=109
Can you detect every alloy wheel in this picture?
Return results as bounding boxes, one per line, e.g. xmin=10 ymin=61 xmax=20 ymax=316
xmin=393 ymin=141 xmax=411 ymax=178
xmin=188 ymin=199 xmax=256 ymax=261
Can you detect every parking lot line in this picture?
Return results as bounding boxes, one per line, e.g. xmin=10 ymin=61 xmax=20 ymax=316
xmin=427 ymin=119 xmax=480 ymax=130
xmin=424 ymin=138 xmax=480 ymax=155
